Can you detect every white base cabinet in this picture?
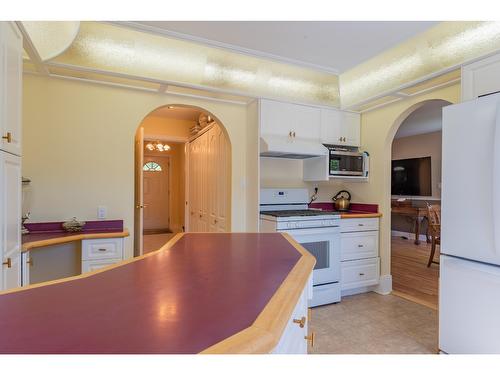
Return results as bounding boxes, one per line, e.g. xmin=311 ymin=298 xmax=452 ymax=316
xmin=81 ymin=238 xmax=124 ymax=273
xmin=0 ymin=151 xmax=22 ymax=291
xmin=340 ymin=218 xmax=380 ymax=294
xmin=272 ymin=277 xmax=313 ymax=354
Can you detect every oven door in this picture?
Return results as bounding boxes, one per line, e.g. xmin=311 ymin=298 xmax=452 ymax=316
xmin=329 ymin=151 xmax=364 ymax=176
xmin=281 ymin=226 xmax=340 ymax=286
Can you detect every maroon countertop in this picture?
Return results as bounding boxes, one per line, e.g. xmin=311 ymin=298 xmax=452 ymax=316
xmin=309 ymin=202 xmax=381 ymax=218
xmin=0 ymin=233 xmax=302 ymax=354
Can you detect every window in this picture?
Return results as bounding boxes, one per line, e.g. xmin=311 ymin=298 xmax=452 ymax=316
xmin=143 ymin=161 xmax=162 ymax=172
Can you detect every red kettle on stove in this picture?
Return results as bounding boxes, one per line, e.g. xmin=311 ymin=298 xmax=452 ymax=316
xmin=332 ymin=190 xmax=351 ymax=211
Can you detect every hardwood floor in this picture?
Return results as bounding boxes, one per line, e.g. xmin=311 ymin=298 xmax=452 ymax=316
xmin=391 ymin=236 xmax=440 ymax=309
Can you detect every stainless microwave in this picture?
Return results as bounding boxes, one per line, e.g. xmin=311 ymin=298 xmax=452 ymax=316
xmin=327 ymin=147 xmax=369 ymax=177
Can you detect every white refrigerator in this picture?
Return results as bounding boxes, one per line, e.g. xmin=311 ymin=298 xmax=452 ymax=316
xmin=440 ymin=92 xmax=500 ymax=354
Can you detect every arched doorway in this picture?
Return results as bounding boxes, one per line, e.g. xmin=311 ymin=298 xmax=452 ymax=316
xmin=134 ymin=104 xmax=232 ymax=255
xmin=388 ymin=99 xmax=452 ymax=309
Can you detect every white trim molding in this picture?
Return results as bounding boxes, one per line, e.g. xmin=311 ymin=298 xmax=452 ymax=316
xmin=374 ymin=274 xmax=393 ymax=295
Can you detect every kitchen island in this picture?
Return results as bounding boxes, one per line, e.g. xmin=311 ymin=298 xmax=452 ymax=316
xmin=0 ymin=233 xmax=315 ymax=354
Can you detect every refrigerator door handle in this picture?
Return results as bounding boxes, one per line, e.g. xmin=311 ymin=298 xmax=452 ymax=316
xmin=493 ymin=104 xmax=500 ymax=253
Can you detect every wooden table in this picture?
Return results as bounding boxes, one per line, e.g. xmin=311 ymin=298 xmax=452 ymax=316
xmin=391 ymin=205 xmax=430 ymax=245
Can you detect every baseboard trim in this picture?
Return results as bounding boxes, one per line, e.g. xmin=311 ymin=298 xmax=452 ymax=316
xmin=391 ymin=230 xmax=428 ymax=242
xmin=374 ymin=274 xmax=392 ymax=295
xmin=391 ymin=290 xmax=438 ymax=310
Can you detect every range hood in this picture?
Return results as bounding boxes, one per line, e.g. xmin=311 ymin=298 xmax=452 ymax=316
xmin=260 ymin=135 xmax=329 ymax=159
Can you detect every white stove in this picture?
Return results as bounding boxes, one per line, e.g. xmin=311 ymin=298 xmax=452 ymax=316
xmin=259 ymin=188 xmax=342 ymax=307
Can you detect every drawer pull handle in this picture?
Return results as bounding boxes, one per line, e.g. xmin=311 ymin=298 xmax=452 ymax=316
xmin=358 ymin=223 xmax=364 ymax=226
xmin=358 ymin=244 xmax=364 ymax=247
xmin=2 ymin=132 xmax=12 ymax=143
xmin=304 ymin=332 xmax=315 ymax=348
xmin=2 ymin=258 xmax=12 ymax=268
xmin=98 ymin=248 xmax=107 ymax=252
xmin=293 ymin=316 xmax=306 ymax=328
xmin=359 ymin=272 xmax=365 ymax=276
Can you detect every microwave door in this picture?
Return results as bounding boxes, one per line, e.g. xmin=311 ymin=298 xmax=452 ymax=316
xmin=330 ymin=153 xmax=364 ymax=176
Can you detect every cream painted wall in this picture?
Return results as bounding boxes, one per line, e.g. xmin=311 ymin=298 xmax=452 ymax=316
xmin=141 ymin=115 xmax=194 ymax=139
xmin=392 ymin=131 xmax=442 ymax=199
xmin=22 ymin=75 xmax=253 ymax=259
xmin=258 ymin=83 xmax=459 ymax=285
xmin=344 ymin=84 xmax=459 ymax=279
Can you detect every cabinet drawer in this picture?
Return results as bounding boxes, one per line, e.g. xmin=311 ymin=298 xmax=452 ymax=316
xmin=82 ymin=238 xmax=123 ymax=261
xmin=82 ymin=258 xmax=121 ymax=273
xmin=341 ymin=231 xmax=379 ymax=261
xmin=340 ymin=218 xmax=379 ymax=233
xmin=273 ymin=284 xmax=309 ymax=354
xmin=341 ymin=257 xmax=379 ymax=291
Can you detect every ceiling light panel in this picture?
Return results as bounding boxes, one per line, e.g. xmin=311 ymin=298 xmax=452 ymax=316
xmin=340 ymin=22 xmax=500 ymax=108
xmin=50 ymin=22 xmax=340 ymax=107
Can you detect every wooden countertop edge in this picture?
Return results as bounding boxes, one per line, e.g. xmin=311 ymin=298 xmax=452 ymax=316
xmin=0 ymin=233 xmax=184 ymax=297
xmin=21 ymin=230 xmax=131 ymax=252
xmin=200 ymin=233 xmax=316 ymax=354
xmin=340 ymin=213 xmax=382 ymax=218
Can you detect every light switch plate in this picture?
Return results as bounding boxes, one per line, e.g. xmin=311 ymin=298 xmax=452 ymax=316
xmin=97 ymin=206 xmax=107 ymax=219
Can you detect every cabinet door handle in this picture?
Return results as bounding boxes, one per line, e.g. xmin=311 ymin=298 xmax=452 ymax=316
xmin=359 ymin=272 xmax=365 ymax=276
xmin=338 ymin=136 xmax=342 ymax=141
xmin=289 ymin=131 xmax=293 ymax=138
xmin=98 ymin=248 xmax=107 ymax=252
xmin=2 ymin=258 xmax=12 ymax=268
xmin=292 ymin=131 xmax=296 ymax=138
xmin=2 ymin=132 xmax=12 ymax=143
xmin=358 ymin=244 xmax=364 ymax=248
xmin=304 ymin=332 xmax=315 ymax=348
xmin=293 ymin=316 xmax=306 ymax=328
xmin=358 ymin=223 xmax=364 ymax=226
xmin=26 ymin=258 xmax=34 ymax=266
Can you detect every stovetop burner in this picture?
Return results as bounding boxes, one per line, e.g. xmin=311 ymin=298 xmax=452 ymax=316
xmin=260 ymin=209 xmax=340 ymax=217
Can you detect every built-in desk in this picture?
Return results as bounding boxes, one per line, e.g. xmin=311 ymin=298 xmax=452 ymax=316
xmin=21 ymin=220 xmax=129 ymax=286
xmin=391 ymin=202 xmax=431 ymax=245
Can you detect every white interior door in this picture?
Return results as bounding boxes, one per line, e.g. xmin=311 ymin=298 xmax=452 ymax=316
xmin=134 ymin=127 xmax=144 ymax=256
xmin=442 ymin=94 xmax=500 ymax=265
xmin=143 ymin=156 xmax=169 ymax=231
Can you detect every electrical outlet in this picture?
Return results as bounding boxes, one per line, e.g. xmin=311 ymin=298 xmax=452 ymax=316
xmin=97 ymin=206 xmax=107 ymax=219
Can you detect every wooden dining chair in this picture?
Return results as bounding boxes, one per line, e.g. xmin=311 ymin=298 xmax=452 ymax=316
xmin=426 ymin=204 xmax=441 ymax=267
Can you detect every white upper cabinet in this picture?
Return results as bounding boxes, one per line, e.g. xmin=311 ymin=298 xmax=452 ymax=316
xmin=260 ymin=99 xmax=321 ymax=141
xmin=0 ymin=22 xmax=22 ymax=156
xmin=320 ymin=108 xmax=361 ymax=147
xmin=462 ymin=52 xmax=500 ymax=101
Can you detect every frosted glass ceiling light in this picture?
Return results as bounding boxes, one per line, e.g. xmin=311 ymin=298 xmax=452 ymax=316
xmin=49 ymin=22 xmax=340 ymax=107
xmin=340 ymin=21 xmax=500 ymax=109
xmin=22 ymin=21 xmax=80 ymax=61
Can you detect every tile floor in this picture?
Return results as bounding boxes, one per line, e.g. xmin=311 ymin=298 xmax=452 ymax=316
xmin=309 ymin=292 xmax=438 ymax=354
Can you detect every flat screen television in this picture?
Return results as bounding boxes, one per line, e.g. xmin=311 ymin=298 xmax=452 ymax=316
xmin=391 ymin=156 xmax=432 ymax=196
